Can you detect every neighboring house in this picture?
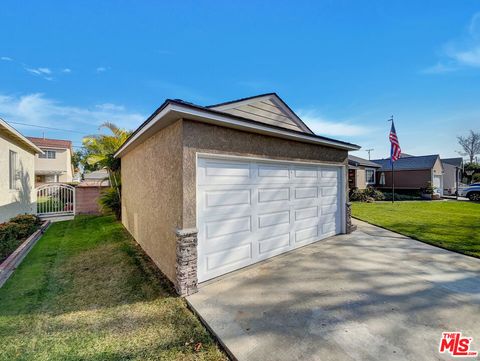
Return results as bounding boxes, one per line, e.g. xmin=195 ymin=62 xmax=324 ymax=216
xmin=0 ymin=118 xmax=43 ymax=223
xmin=441 ymin=157 xmax=463 ymax=195
xmin=27 ymin=137 xmax=74 ymax=185
xmin=82 ymin=169 xmax=110 ymax=186
xmin=115 ymin=93 xmax=360 ymax=295
xmin=372 ymin=154 xmax=444 ymax=194
xmin=348 ymin=155 xmax=381 ymax=189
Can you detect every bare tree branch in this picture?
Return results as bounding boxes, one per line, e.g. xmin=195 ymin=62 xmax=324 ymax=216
xmin=457 ymin=130 xmax=480 ymax=163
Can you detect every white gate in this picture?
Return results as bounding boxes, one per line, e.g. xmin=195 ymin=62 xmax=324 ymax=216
xmin=36 ymin=183 xmax=75 ymax=217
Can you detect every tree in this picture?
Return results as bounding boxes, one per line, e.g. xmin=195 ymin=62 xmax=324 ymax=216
xmin=457 ymin=130 xmax=480 ymax=163
xmin=82 ymin=122 xmax=132 ymax=218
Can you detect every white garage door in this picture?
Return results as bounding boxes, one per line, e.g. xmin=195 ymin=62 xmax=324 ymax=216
xmin=433 ymin=175 xmax=443 ymax=195
xmin=197 ymin=156 xmax=344 ymax=282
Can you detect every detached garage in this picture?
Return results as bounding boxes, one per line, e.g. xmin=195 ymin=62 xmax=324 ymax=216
xmin=115 ymin=93 xmax=360 ymax=295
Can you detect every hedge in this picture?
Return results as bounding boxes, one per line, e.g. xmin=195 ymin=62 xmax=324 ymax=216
xmin=0 ymin=215 xmax=41 ymax=262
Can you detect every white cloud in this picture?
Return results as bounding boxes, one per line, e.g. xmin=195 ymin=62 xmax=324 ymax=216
xmin=298 ymin=110 xmax=370 ymax=137
xmin=25 ymin=67 xmax=53 ymax=80
xmin=61 ymin=68 xmax=71 ymax=73
xmin=95 ymin=103 xmax=125 ymax=111
xmin=421 ymin=62 xmax=457 ymax=74
xmin=447 ymin=45 xmax=480 ymax=67
xmin=426 ymin=12 xmax=480 ymax=72
xmin=0 ymin=93 xmax=145 ymax=132
xmin=1 ymin=56 xmax=13 ymax=61
xmin=37 ymin=67 xmax=51 ymax=74
xmin=96 ymin=66 xmax=108 ymax=73
xmin=25 ymin=67 xmax=51 ymax=75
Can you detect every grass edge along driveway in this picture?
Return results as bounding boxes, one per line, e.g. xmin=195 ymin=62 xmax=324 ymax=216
xmin=352 ymin=201 xmax=480 ymax=258
xmin=0 ymin=215 xmax=226 ymax=361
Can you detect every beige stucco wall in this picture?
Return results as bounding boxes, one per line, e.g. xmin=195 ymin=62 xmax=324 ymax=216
xmin=0 ymin=132 xmax=36 ymax=223
xmin=121 ymin=120 xmax=183 ymax=283
xmin=34 ymin=147 xmax=73 ymax=183
xmin=181 ymin=119 xmax=348 ymax=229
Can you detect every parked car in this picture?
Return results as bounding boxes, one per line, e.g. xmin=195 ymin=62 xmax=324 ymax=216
xmin=459 ymin=184 xmax=480 ymax=201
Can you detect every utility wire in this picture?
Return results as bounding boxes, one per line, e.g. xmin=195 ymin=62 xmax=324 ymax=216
xmin=8 ymin=121 xmax=87 ymax=135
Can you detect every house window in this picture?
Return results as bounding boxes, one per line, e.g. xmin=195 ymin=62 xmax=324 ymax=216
xmin=379 ymin=172 xmax=386 ymax=185
xmin=365 ymin=168 xmax=376 ymax=184
xmin=9 ymin=150 xmax=18 ymax=190
xmin=39 ymin=150 xmax=56 ymax=159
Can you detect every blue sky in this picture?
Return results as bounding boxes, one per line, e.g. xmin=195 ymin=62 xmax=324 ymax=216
xmin=1 ymin=0 xmax=480 ymax=160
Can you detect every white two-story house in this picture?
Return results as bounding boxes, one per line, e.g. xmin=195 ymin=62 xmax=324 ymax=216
xmin=27 ymin=137 xmax=74 ymax=185
xmin=0 ymin=118 xmax=42 ymax=222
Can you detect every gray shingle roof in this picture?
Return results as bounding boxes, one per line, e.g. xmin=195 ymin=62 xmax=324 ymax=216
xmin=348 ymin=155 xmax=381 ymax=168
xmin=442 ymin=157 xmax=463 ymax=167
xmin=371 ymin=154 xmax=440 ymax=171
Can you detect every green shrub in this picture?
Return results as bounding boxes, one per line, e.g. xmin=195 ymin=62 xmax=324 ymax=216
xmin=382 ymin=192 xmax=421 ymax=201
xmin=99 ymin=187 xmax=121 ymax=220
xmin=9 ymin=214 xmax=41 ymax=227
xmin=422 ymin=181 xmax=435 ymax=195
xmin=472 ymin=173 xmax=480 ymax=183
xmin=8 ymin=215 xmax=41 ymax=238
xmin=0 ymin=222 xmax=21 ymax=243
xmin=350 ymin=187 xmax=385 ymax=202
xmin=0 ymin=215 xmax=42 ymax=262
xmin=364 ymin=187 xmax=385 ymax=201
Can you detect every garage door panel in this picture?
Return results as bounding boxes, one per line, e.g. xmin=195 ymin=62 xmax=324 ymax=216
xmin=205 ymin=216 xmax=252 ymax=239
xmin=204 ymin=189 xmax=251 ymax=208
xmin=202 ymin=233 xmax=254 ymax=253
xmin=295 ymin=216 xmax=320 ymax=230
xmin=257 ymin=164 xmax=290 ymax=179
xmin=319 ymin=178 xmax=338 ymax=187
xmin=205 ymin=244 xmax=252 ymax=272
xmin=295 ymin=206 xmax=318 ymax=221
xmin=320 ymin=195 xmax=337 ymax=205
xmin=319 ymin=213 xmax=336 ymax=224
xmin=321 ymin=169 xmax=338 ymax=178
xmin=294 ymin=186 xmax=318 ymax=199
xmin=295 ymin=226 xmax=319 ymax=244
xmin=255 ymin=223 xmax=292 ymax=240
xmin=294 ymin=167 xmax=318 ymax=179
xmin=258 ymin=233 xmax=291 ymax=256
xmin=198 ymin=159 xmax=252 ymax=185
xmin=258 ymin=187 xmax=290 ymax=203
xmin=321 ymin=204 xmax=338 ymax=215
xmin=197 ymin=156 xmax=343 ymax=282
xmin=258 ymin=210 xmax=290 ymax=228
xmin=322 ymin=221 xmax=337 ymax=234
xmin=321 ymin=187 xmax=338 ymax=196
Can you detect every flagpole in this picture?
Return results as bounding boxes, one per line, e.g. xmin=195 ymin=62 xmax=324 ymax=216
xmin=388 ymin=115 xmax=395 ymax=203
xmin=392 ymin=159 xmax=395 ymax=204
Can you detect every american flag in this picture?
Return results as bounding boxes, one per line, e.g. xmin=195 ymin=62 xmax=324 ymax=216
xmin=389 ymin=121 xmax=401 ymax=161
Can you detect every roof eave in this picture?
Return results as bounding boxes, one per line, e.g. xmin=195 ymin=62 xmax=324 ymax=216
xmin=115 ymin=101 xmax=360 ymax=158
xmin=0 ymin=118 xmax=43 ymax=154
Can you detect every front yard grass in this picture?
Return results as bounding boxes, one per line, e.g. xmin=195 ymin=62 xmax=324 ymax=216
xmin=352 ymin=201 xmax=480 ymax=258
xmin=0 ymin=215 xmax=226 ymax=361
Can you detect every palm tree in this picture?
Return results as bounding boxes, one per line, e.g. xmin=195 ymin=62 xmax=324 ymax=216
xmin=82 ymin=122 xmax=131 ymax=218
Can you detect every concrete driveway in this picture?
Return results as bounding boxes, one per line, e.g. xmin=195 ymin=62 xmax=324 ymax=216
xmin=187 ymin=220 xmax=480 ymax=361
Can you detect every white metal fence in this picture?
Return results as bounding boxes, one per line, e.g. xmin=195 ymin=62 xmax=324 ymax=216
xmin=36 ymin=183 xmax=75 ymax=217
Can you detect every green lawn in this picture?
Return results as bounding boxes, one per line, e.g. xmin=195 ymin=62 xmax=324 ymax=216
xmin=0 ymin=216 xmax=226 ymax=361
xmin=352 ymin=201 xmax=480 ymax=257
